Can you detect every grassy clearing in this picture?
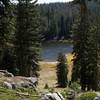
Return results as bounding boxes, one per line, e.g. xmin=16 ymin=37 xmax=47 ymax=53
xmin=38 ymin=53 xmax=73 ymax=92
xmin=38 ymin=62 xmax=57 ymax=91
xmin=0 ymin=87 xmax=39 ymax=100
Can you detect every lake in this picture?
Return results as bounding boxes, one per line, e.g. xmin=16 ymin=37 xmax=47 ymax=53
xmin=41 ymin=41 xmax=73 ymax=61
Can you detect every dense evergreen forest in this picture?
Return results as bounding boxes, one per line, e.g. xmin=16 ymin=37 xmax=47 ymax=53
xmin=38 ymin=1 xmax=100 ymax=40
xmin=38 ymin=2 xmax=76 ymax=40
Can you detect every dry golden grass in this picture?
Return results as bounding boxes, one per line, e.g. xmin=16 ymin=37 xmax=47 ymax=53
xmin=38 ymin=53 xmax=73 ymax=92
xmin=38 ymin=62 xmax=56 ymax=92
xmin=66 ymin=53 xmax=73 ymax=81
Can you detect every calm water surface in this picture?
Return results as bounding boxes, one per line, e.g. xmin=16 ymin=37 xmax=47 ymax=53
xmin=41 ymin=42 xmax=73 ymax=61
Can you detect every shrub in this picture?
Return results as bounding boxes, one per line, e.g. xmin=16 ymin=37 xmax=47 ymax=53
xmin=48 ymin=87 xmax=55 ymax=93
xmin=77 ymin=92 xmax=97 ymax=100
xmin=61 ymin=89 xmax=69 ymax=100
xmin=69 ymin=82 xmax=81 ymax=93
xmin=44 ymin=83 xmax=49 ymax=89
xmin=61 ymin=89 xmax=75 ymax=100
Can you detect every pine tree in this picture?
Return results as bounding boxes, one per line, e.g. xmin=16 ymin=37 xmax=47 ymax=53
xmin=56 ymin=53 xmax=68 ymax=88
xmin=72 ymin=0 xmax=98 ymax=90
xmin=87 ymin=25 xmax=98 ymax=90
xmin=59 ymin=16 xmax=66 ymax=39
xmin=15 ymin=0 xmax=41 ymax=76
xmin=46 ymin=7 xmax=57 ymax=40
xmin=94 ymin=12 xmax=100 ymax=90
xmin=65 ymin=17 xmax=71 ymax=39
xmin=0 ymin=0 xmax=14 ymax=70
xmin=71 ymin=17 xmax=82 ymax=82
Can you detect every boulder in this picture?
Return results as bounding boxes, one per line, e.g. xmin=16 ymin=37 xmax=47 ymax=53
xmin=0 ymin=70 xmax=14 ymax=77
xmin=25 ymin=77 xmax=38 ymax=86
xmin=94 ymin=96 xmax=100 ymax=100
xmin=41 ymin=92 xmax=65 ymax=100
xmin=67 ymin=90 xmax=75 ymax=100
xmin=3 ymin=81 xmax=12 ymax=89
xmin=0 ymin=70 xmax=38 ymax=89
xmin=13 ymin=77 xmax=37 ymax=89
xmin=0 ymin=72 xmax=5 ymax=78
xmin=13 ymin=76 xmax=38 ymax=88
xmin=3 ymin=81 xmax=17 ymax=89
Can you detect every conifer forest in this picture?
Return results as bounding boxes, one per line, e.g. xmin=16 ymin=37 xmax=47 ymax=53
xmin=0 ymin=0 xmax=100 ymax=100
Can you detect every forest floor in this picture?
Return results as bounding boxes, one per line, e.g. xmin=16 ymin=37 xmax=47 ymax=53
xmin=38 ymin=53 xmax=73 ymax=93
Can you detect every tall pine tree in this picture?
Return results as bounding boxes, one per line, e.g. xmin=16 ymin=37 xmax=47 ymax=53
xmin=15 ymin=0 xmax=41 ymax=76
xmin=72 ymin=0 xmax=98 ymax=90
xmin=0 ymin=0 xmax=14 ymax=70
xmin=59 ymin=16 xmax=66 ymax=39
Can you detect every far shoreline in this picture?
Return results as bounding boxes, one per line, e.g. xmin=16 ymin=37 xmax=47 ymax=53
xmin=42 ymin=39 xmax=73 ymax=44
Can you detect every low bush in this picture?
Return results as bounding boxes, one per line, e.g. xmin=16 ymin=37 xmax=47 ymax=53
xmin=69 ymin=82 xmax=81 ymax=93
xmin=44 ymin=83 xmax=49 ymax=89
xmin=61 ymin=89 xmax=68 ymax=99
xmin=77 ymin=92 xmax=97 ymax=100
xmin=61 ymin=89 xmax=76 ymax=100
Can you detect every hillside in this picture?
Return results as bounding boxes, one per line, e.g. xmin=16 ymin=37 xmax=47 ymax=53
xmin=38 ymin=1 xmax=100 ymax=40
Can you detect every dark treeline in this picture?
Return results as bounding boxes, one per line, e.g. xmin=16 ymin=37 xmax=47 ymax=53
xmin=38 ymin=3 xmax=76 ymax=40
xmin=38 ymin=1 xmax=100 ymax=41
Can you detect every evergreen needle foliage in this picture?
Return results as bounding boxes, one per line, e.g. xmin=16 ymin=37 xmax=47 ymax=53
xmin=0 ymin=0 xmax=15 ymax=72
xmin=56 ymin=53 xmax=68 ymax=88
xmin=15 ymin=0 xmax=41 ymax=76
xmin=72 ymin=0 xmax=99 ymax=91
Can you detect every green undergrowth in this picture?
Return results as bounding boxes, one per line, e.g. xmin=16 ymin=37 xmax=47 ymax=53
xmin=0 ymin=87 xmax=39 ymax=100
xmin=77 ymin=92 xmax=97 ymax=100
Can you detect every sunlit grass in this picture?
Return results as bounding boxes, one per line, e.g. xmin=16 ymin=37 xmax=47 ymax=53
xmin=0 ymin=87 xmax=39 ymax=100
xmin=38 ymin=53 xmax=73 ymax=92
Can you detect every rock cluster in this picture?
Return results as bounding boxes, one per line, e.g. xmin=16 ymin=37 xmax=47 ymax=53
xmin=0 ymin=70 xmax=14 ymax=77
xmin=0 ymin=70 xmax=38 ymax=89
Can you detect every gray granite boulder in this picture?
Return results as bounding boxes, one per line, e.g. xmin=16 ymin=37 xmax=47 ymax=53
xmin=41 ymin=92 xmax=65 ymax=100
xmin=94 ymin=96 xmax=100 ymax=100
xmin=3 ymin=81 xmax=12 ymax=89
xmin=0 ymin=74 xmax=38 ymax=89
xmin=0 ymin=70 xmax=14 ymax=77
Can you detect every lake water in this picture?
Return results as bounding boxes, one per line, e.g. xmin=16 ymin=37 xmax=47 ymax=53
xmin=41 ymin=42 xmax=73 ymax=61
